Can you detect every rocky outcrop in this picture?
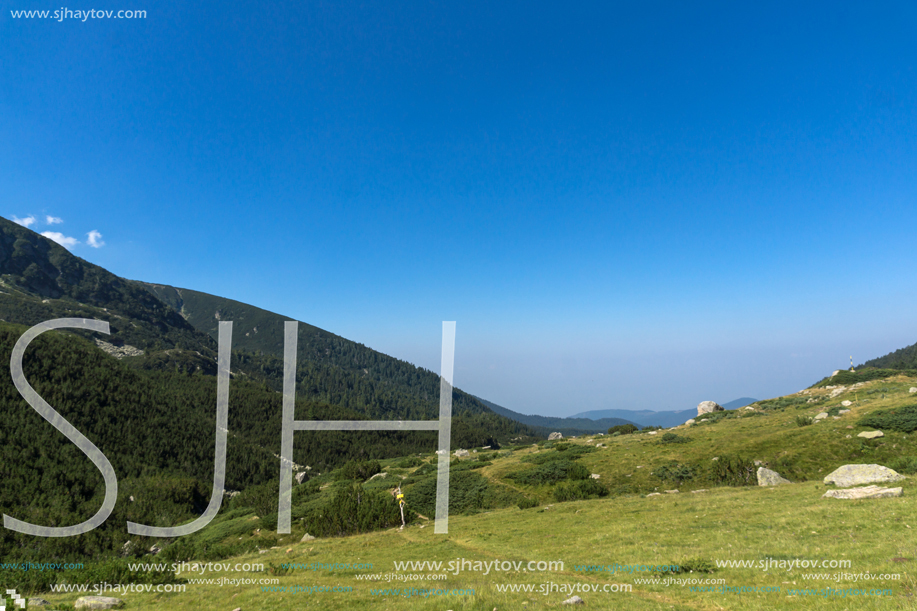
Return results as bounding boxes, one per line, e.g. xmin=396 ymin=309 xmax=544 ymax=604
xmin=757 ymin=467 xmax=791 ymax=486
xmin=823 ymin=486 xmax=902 ymax=500
xmin=697 ymin=401 xmax=723 ymax=416
xmin=548 ymin=432 xmax=564 ymax=440
xmin=75 ymin=597 xmax=124 ymax=610
xmin=823 ymin=464 xmax=904 ymax=487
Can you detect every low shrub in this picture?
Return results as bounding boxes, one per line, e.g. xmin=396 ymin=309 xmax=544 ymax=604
xmin=517 ymin=497 xmax=540 ymax=510
xmin=889 ymin=456 xmax=917 ymax=475
xmin=507 ymin=460 xmax=590 ymax=485
xmin=707 ymin=455 xmax=757 ymax=486
xmin=659 ymin=432 xmax=689 ymax=444
xmin=607 ymin=424 xmax=639 ymax=435
xmin=858 ymin=404 xmax=917 ymax=433
xmin=553 ymin=479 xmax=609 ymax=502
xmin=336 ymin=459 xmax=382 ymax=482
xmin=652 ymin=461 xmax=695 ymax=484
xmin=795 ymin=415 xmax=813 ymax=427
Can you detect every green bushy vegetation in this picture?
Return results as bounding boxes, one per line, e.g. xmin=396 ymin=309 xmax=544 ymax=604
xmin=652 ymin=461 xmax=695 ymax=484
xmin=858 ymin=404 xmax=917 ymax=433
xmin=659 ymin=432 xmax=689 ymax=444
xmin=607 ymin=423 xmax=638 ymax=435
xmin=706 ymin=456 xmax=757 ymax=486
xmin=507 ymin=459 xmax=590 ymax=485
xmin=553 ymin=479 xmax=609 ymax=501
xmin=336 ymin=459 xmax=382 ymax=481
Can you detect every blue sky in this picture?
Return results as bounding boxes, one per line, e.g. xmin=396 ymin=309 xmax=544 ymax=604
xmin=4 ymin=1 xmax=917 ymax=416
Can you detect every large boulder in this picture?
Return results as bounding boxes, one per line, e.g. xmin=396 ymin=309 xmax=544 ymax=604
xmin=823 ymin=464 xmax=904 ymax=487
xmin=857 ymin=431 xmax=884 ymax=439
xmin=74 ymin=597 xmax=124 ymax=610
xmin=823 ymin=486 xmax=903 ymax=499
xmin=757 ymin=467 xmax=791 ymax=486
xmin=697 ymin=401 xmax=723 ymax=416
xmin=548 ymin=432 xmax=564 ymax=440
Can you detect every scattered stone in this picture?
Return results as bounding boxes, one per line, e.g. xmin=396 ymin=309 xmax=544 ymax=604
xmin=664 ymin=489 xmax=679 ymax=494
xmin=839 ymin=409 xmax=850 ymax=415
xmin=832 ymin=370 xmax=841 ymax=376
xmin=841 ymin=400 xmax=852 ymax=407
xmin=369 ymin=472 xmax=388 ymax=480
xmin=846 ymin=425 xmax=854 ymax=429
xmin=754 ymin=460 xmax=763 ymax=466
xmin=829 ymin=387 xmax=846 ymax=398
xmin=149 ymin=544 xmax=161 ymax=554
xmin=910 ymin=387 xmax=917 ymax=394
xmin=548 ymin=432 xmax=564 ymax=441
xmin=482 ymin=446 xmax=491 ymax=450
xmin=814 ymin=412 xmax=828 ymax=420
xmin=595 ymin=443 xmax=605 ymax=448
xmin=697 ymin=401 xmax=724 ymax=416
xmin=685 ymin=419 xmax=696 ymax=425
xmin=454 ymin=449 xmax=470 ymax=457
xmin=94 ymin=339 xmax=144 ymax=359
xmin=295 ymin=471 xmax=309 ymax=484
xmin=857 ymin=431 xmax=884 ymax=439
xmin=74 ymin=596 xmax=124 ymax=609
xmin=121 ymin=540 xmax=135 ymax=556
xmin=28 ymin=599 xmax=51 ymax=607
xmin=562 ymin=595 xmax=585 ymax=605
xmin=647 ymin=431 xmax=658 ymax=435
xmin=833 ymin=416 xmax=841 ymax=420
xmin=646 ymin=493 xmax=661 ymax=497
xmin=743 ymin=406 xmax=755 ymax=410
xmin=711 ymin=457 xmax=719 ymax=461
xmin=823 ymin=486 xmax=903 ymax=500
xmin=757 ymin=467 xmax=791 ymax=486
xmin=691 ymin=489 xmax=708 ymax=493
xmin=807 ymin=398 xmax=818 ymax=403
xmin=824 ymin=464 xmax=904 ymax=487
xmin=846 ymin=435 xmax=852 ymax=439
xmin=590 ymin=474 xmax=601 ymax=479
xmin=301 ymin=533 xmax=316 ymax=542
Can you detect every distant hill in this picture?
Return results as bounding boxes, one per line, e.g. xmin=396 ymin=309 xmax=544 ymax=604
xmin=572 ymin=398 xmax=758 ymax=428
xmin=474 ymin=397 xmax=641 ymax=436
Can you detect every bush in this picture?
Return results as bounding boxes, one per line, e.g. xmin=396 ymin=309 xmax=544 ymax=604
xmin=707 ymin=456 xmax=757 ymax=486
xmin=407 ymin=470 xmax=523 ymax=515
xmin=507 ymin=460 xmax=590 ymax=485
xmin=858 ymin=404 xmax=917 ymax=433
xmin=659 ymin=432 xmax=689 ymax=444
xmin=795 ymin=415 xmax=813 ymax=427
xmin=607 ymin=424 xmax=639 ymax=435
xmin=553 ymin=479 xmax=609 ymax=502
xmin=652 ymin=461 xmax=695 ymax=484
xmin=658 ymin=558 xmax=716 ymax=574
xmin=889 ymin=456 xmax=917 ymax=475
xmin=336 ymin=459 xmax=382 ymax=481
xmin=756 ymin=397 xmax=809 ymax=411
xmin=303 ymin=483 xmax=408 ymax=537
xmin=396 ymin=456 xmax=424 ymax=468
xmin=517 ymin=497 xmax=540 ymax=509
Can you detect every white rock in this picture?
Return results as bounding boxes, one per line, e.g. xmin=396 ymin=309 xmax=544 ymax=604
xmin=823 ymin=486 xmax=903 ymax=500
xmin=590 ymin=474 xmax=601 ymax=479
xmin=824 ymin=464 xmax=904 ymax=487
xmin=562 ymin=595 xmax=585 ymax=605
xmin=841 ymin=400 xmax=852 ymax=407
xmin=814 ymin=412 xmax=829 ymax=420
xmin=857 ymin=431 xmax=884 ymax=439
xmin=697 ymin=401 xmax=724 ymax=415
xmin=74 ymin=597 xmax=124 ymax=610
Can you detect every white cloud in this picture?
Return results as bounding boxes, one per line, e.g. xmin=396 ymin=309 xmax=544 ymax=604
xmin=12 ymin=215 xmax=37 ymax=227
xmin=41 ymin=231 xmax=79 ymax=248
xmin=46 ymin=215 xmax=64 ymax=225
xmin=86 ymin=230 xmax=105 ymax=248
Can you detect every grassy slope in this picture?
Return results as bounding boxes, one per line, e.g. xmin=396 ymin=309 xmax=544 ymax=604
xmin=39 ymin=373 xmax=917 ymax=610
